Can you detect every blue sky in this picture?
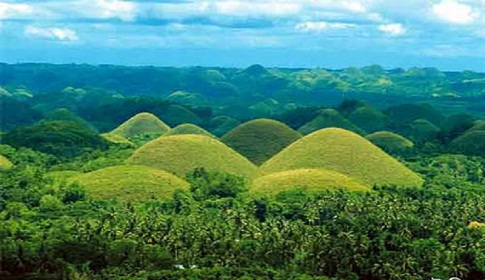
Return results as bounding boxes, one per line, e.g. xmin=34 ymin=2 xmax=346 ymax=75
xmin=0 ymin=0 xmax=484 ymax=70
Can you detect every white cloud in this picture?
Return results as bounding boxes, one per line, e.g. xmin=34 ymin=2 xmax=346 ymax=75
xmin=71 ymin=0 xmax=136 ymax=21
xmin=25 ymin=26 xmax=79 ymax=42
xmin=295 ymin=21 xmax=355 ymax=32
xmin=0 ymin=3 xmax=33 ymax=19
xmin=378 ymin=23 xmax=406 ymax=36
xmin=432 ymin=1 xmax=478 ymax=24
xmin=213 ymin=1 xmax=301 ymax=17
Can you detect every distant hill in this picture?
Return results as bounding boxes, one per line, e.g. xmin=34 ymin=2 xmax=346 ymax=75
xmin=366 ymin=131 xmax=414 ymax=155
xmin=222 ymin=119 xmax=302 ymax=165
xmin=163 ymin=123 xmax=214 ymax=138
xmin=110 ymin=112 xmax=170 ymax=140
xmin=298 ymin=109 xmax=364 ymax=135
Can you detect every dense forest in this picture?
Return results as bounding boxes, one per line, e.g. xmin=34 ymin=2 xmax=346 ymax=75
xmin=1 ymin=63 xmax=485 ymax=279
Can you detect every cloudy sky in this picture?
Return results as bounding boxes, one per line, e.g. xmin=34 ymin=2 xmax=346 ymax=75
xmin=0 ymin=0 xmax=484 ymax=70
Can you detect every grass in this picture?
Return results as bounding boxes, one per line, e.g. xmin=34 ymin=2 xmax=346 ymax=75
xmin=250 ymin=168 xmax=370 ymax=196
xmin=163 ymin=123 xmax=214 ymax=138
xmin=365 ymin=131 xmax=414 ymax=155
xmin=70 ymin=165 xmax=189 ymax=202
xmin=222 ymin=118 xmax=302 ymax=165
xmin=159 ymin=105 xmax=202 ymax=127
xmin=110 ymin=112 xmax=170 ymax=139
xmin=260 ymin=128 xmax=423 ymax=188
xmin=127 ymin=134 xmax=258 ymax=178
xmin=298 ymin=109 xmax=364 ymax=135
xmin=0 ymin=154 xmax=13 ymax=170
xmin=45 ymin=170 xmax=80 ymax=181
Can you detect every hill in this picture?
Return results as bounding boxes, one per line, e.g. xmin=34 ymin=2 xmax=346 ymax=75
xmin=222 ymin=119 xmax=302 ymax=165
xmin=365 ymin=131 xmax=414 ymax=155
xmin=450 ymin=130 xmax=485 ymax=156
xmin=101 ymin=132 xmax=135 ymax=146
xmin=209 ymin=116 xmax=241 ymax=137
xmin=409 ymin=119 xmax=440 ymax=142
xmin=163 ymin=123 xmax=214 ymax=138
xmin=159 ymin=105 xmax=202 ymax=127
xmin=250 ymin=168 xmax=369 ymax=196
xmin=0 ymin=155 xmax=13 ymax=170
xmin=298 ymin=109 xmax=364 ymax=135
xmin=110 ymin=112 xmax=170 ymax=140
xmin=70 ymin=165 xmax=189 ymax=202
xmin=260 ymin=128 xmax=423 ymax=188
xmin=347 ymin=106 xmax=389 ymax=133
xmin=127 ymin=134 xmax=258 ymax=178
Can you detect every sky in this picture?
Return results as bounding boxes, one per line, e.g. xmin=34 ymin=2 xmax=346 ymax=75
xmin=0 ymin=0 xmax=484 ymax=71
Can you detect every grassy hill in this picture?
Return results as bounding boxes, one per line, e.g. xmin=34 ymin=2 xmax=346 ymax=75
xmin=347 ymin=106 xmax=389 ymax=133
xmin=209 ymin=116 xmax=241 ymax=137
xmin=450 ymin=130 xmax=485 ymax=156
xmin=250 ymin=168 xmax=369 ymax=196
xmin=101 ymin=132 xmax=135 ymax=146
xmin=298 ymin=109 xmax=364 ymax=135
xmin=70 ymin=165 xmax=189 ymax=202
xmin=409 ymin=119 xmax=440 ymax=142
xmin=0 ymin=155 xmax=13 ymax=170
xmin=110 ymin=112 xmax=170 ymax=140
xmin=159 ymin=105 xmax=202 ymax=127
xmin=260 ymin=128 xmax=423 ymax=188
xmin=127 ymin=134 xmax=258 ymax=178
xmin=45 ymin=170 xmax=81 ymax=182
xmin=163 ymin=123 xmax=214 ymax=138
xmin=365 ymin=131 xmax=414 ymax=155
xmin=222 ymin=119 xmax=302 ymax=165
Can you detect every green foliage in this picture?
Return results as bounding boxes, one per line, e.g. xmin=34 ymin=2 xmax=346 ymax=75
xmin=450 ymin=130 xmax=485 ymax=156
xmin=0 ymin=154 xmax=13 ymax=170
xmin=222 ymin=119 xmax=302 ymax=165
xmin=347 ymin=106 xmax=389 ymax=133
xmin=260 ymin=128 xmax=423 ymax=188
xmin=127 ymin=134 xmax=258 ymax=178
xmin=187 ymin=168 xmax=248 ymax=200
xmin=3 ymin=120 xmax=109 ymax=160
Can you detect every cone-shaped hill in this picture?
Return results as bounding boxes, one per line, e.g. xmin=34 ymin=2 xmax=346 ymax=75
xmin=110 ymin=112 xmax=170 ymax=140
xmin=348 ymin=106 xmax=389 ymax=133
xmin=70 ymin=165 xmax=189 ymax=203
xmin=298 ymin=109 xmax=364 ymax=135
xmin=101 ymin=132 xmax=135 ymax=146
xmin=260 ymin=128 xmax=423 ymax=188
xmin=0 ymin=155 xmax=13 ymax=170
xmin=365 ymin=131 xmax=414 ymax=155
xmin=163 ymin=123 xmax=214 ymax=138
xmin=127 ymin=134 xmax=258 ymax=178
xmin=409 ymin=119 xmax=440 ymax=141
xmin=159 ymin=105 xmax=202 ymax=127
xmin=222 ymin=119 xmax=302 ymax=165
xmin=450 ymin=130 xmax=485 ymax=156
xmin=209 ymin=116 xmax=241 ymax=137
xmin=250 ymin=168 xmax=369 ymax=196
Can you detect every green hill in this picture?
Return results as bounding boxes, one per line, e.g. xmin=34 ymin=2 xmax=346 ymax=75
xmin=222 ymin=119 xmax=302 ymax=165
xmin=298 ymin=109 xmax=364 ymax=135
xmin=409 ymin=119 xmax=440 ymax=142
xmin=110 ymin=112 xmax=170 ymax=140
xmin=163 ymin=123 xmax=214 ymax=138
xmin=159 ymin=105 xmax=202 ymax=127
xmin=250 ymin=168 xmax=369 ymax=196
xmin=101 ymin=132 xmax=135 ymax=146
xmin=347 ymin=106 xmax=389 ymax=133
xmin=260 ymin=128 xmax=423 ymax=188
xmin=70 ymin=165 xmax=189 ymax=202
xmin=45 ymin=170 xmax=81 ymax=182
xmin=450 ymin=130 xmax=485 ymax=156
xmin=209 ymin=116 xmax=241 ymax=137
xmin=127 ymin=134 xmax=258 ymax=178
xmin=365 ymin=131 xmax=414 ymax=155
xmin=0 ymin=155 xmax=13 ymax=170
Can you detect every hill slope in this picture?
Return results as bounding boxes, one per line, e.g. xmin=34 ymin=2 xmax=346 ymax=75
xmin=222 ymin=119 xmax=302 ymax=165
xmin=70 ymin=165 xmax=189 ymax=202
xmin=298 ymin=109 xmax=364 ymax=135
xmin=260 ymin=128 xmax=423 ymax=188
xmin=365 ymin=131 xmax=414 ymax=155
xmin=163 ymin=123 xmax=214 ymax=138
xmin=110 ymin=112 xmax=170 ymax=139
xmin=127 ymin=134 xmax=258 ymax=178
xmin=250 ymin=168 xmax=369 ymax=196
